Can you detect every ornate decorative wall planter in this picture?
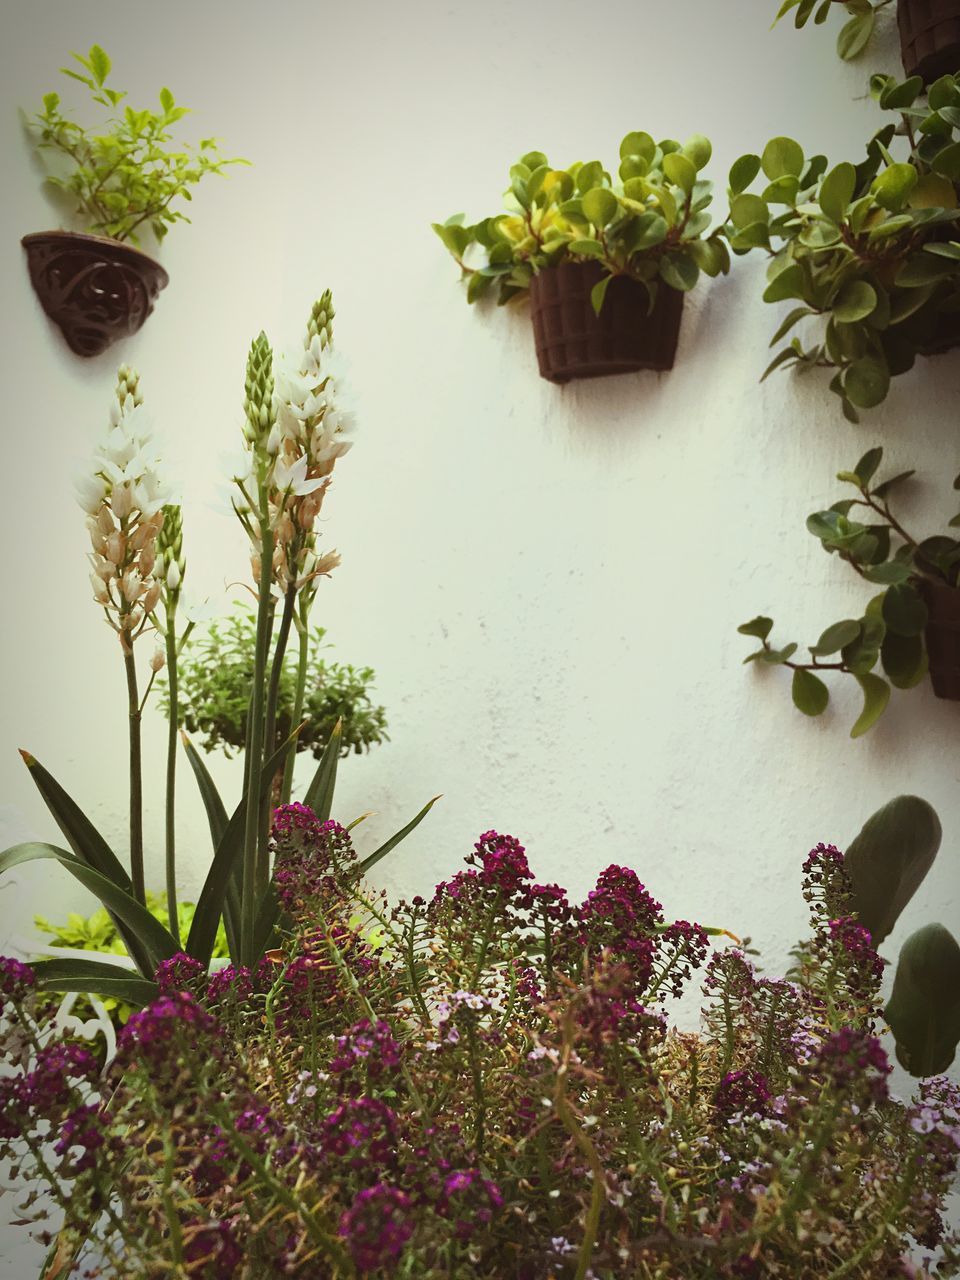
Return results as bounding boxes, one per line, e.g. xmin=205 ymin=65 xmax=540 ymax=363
xmin=21 ymin=230 xmax=169 ymax=357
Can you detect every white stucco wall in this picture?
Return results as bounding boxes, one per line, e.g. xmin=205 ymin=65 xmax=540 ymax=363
xmin=0 ymin=1 xmax=959 ymax=1261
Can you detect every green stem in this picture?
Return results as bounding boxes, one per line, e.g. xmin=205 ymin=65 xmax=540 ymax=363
xmin=164 ymin=605 xmax=181 ymax=947
xmin=281 ymin=605 xmax=311 ymax=805
xmin=240 ymin=520 xmax=275 ymax=966
xmin=260 ymin=583 xmax=297 ymax=856
xmin=123 ymin=646 xmax=145 ymax=905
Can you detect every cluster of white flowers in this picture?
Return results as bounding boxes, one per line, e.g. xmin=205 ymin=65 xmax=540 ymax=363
xmin=75 ymin=367 xmax=175 ymax=652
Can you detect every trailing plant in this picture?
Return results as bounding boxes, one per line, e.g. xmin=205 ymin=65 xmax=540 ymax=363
xmin=434 ymin=129 xmax=730 ymax=313
xmin=163 ymin=604 xmax=388 ymax=762
xmin=28 ymin=44 xmax=246 ymax=244
xmin=725 ymin=72 xmax=960 ymax=420
xmin=739 ymin=447 xmax=960 ymax=734
xmin=1 ymin=812 xmax=958 ymax=1277
xmin=0 ymin=294 xmax=435 ymax=1013
xmin=773 ymin=0 xmax=893 ymax=66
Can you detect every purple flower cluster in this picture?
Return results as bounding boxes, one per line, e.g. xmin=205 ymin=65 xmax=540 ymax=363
xmin=54 ymin=1102 xmax=109 ymax=1173
xmin=579 ymin=865 xmax=664 ymax=991
xmin=656 ymin=920 xmax=711 ymax=999
xmin=714 ymin=1069 xmax=772 ymax=1117
xmin=154 ymin=952 xmax=206 ymax=994
xmin=802 ymin=842 xmax=853 ymax=922
xmin=826 ymin=916 xmax=883 ymax=995
xmin=812 ymin=1027 xmax=890 ymax=1104
xmin=0 ymin=956 xmax=35 ymax=1001
xmin=331 ymin=1018 xmax=402 ymax=1086
xmin=118 ymin=991 xmax=219 ymax=1072
xmin=19 ymin=1042 xmax=99 ymax=1112
xmin=339 ymin=1183 xmax=414 ymax=1272
xmin=183 ymin=1218 xmax=242 ymax=1279
xmin=271 ymin=804 xmax=356 ymax=913
xmin=319 ymin=1097 xmax=399 ymax=1171
xmin=437 ymin=1168 xmax=504 ymax=1240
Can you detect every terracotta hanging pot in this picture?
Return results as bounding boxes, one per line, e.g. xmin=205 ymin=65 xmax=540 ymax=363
xmin=917 ymin=576 xmax=960 ymax=700
xmin=528 ymin=260 xmax=684 ymax=385
xmin=898 ymin=0 xmax=960 ymax=84
xmin=21 ymin=230 xmax=169 ymax=358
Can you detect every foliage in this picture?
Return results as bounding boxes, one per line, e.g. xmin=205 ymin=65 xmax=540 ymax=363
xmin=0 ymin=297 xmax=435 ymax=1011
xmin=28 ymin=44 xmax=246 ymax=244
xmin=773 ymin=0 xmax=893 ymax=66
xmin=434 ymin=130 xmax=730 ymax=314
xmin=725 ymin=73 xmax=960 ymax=419
xmin=2 ymin=814 xmax=959 ymax=1278
xmin=739 ymin=447 xmax=960 ymax=733
xmin=33 ymin=893 xmax=229 ymax=1025
xmin=162 ymin=605 xmax=389 ymax=761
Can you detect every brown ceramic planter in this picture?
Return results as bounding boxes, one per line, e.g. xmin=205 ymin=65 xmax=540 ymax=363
xmin=898 ymin=0 xmax=960 ymax=84
xmin=528 ymin=261 xmax=684 ymax=385
xmin=21 ymin=230 xmax=169 ymax=358
xmin=917 ymin=577 xmax=960 ymax=700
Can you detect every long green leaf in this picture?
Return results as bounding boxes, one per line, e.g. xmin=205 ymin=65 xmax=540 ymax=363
xmin=32 ymin=957 xmax=157 ymax=1007
xmin=357 ymin=796 xmax=441 ymax=877
xmin=303 ymin=719 xmax=342 ymax=820
xmin=181 ymin=732 xmax=228 ymax=849
xmin=252 ymin=883 xmax=282 ymax=958
xmin=186 ymin=732 xmax=298 ymax=968
xmin=0 ymin=843 xmax=177 ymax=974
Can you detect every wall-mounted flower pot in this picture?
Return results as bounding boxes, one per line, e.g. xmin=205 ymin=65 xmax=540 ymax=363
xmin=21 ymin=230 xmax=169 ymax=358
xmin=528 ymin=261 xmax=684 ymax=385
xmin=898 ymin=0 xmax=960 ymax=84
xmin=918 ymin=577 xmax=960 ymax=700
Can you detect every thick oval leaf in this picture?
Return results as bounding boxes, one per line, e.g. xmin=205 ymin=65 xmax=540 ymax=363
xmin=885 ymin=923 xmax=960 ymax=1076
xmin=729 ymin=154 xmax=761 ymax=195
xmin=659 ymin=253 xmax=699 ymax=292
xmin=881 ymin=630 xmax=928 ymax=689
xmin=843 ymin=357 xmax=890 ymax=409
xmin=682 ymin=134 xmax=712 ymax=172
xmin=819 ymin=162 xmax=857 ymax=224
xmin=810 ymin=618 xmax=862 ymax=655
xmin=882 ymin=582 xmax=928 ymax=637
xmin=792 ymin=668 xmax=829 ymax=716
xmin=761 ymin=137 xmax=804 ymax=181
xmin=872 ymin=163 xmax=919 ymax=212
xmin=845 ymin=795 xmax=942 ymax=944
xmin=834 ymin=281 xmax=877 ymax=324
xmin=737 ymin=616 xmax=774 ymax=641
xmin=581 ymin=187 xmax=618 ymax=228
xmin=850 ymin=672 xmax=890 ymax=737
xmin=837 ymin=9 xmax=874 ymax=59
xmin=663 ymin=152 xmax=697 ymax=195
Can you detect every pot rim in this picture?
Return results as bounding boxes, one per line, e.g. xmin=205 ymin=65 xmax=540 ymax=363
xmin=21 ymin=228 xmax=169 ymax=285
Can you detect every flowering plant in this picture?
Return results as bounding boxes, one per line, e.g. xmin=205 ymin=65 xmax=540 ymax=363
xmin=2 ymin=810 xmax=959 ymax=1278
xmin=0 ymin=293 xmax=434 ymax=1007
xmin=434 ymin=129 xmax=730 ymax=313
xmin=725 ymin=73 xmax=960 ymax=420
xmin=28 ymin=44 xmax=246 ymax=244
xmin=739 ymin=447 xmax=960 ymax=734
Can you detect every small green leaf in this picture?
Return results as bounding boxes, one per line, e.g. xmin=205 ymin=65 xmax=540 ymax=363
xmin=760 ymin=643 xmax=798 ymax=665
xmin=792 ymin=668 xmax=829 ymax=716
xmin=763 ymin=264 xmax=805 ymax=304
xmin=882 ymin=630 xmax=928 ymax=688
xmin=729 ymin=154 xmax=761 ymax=195
xmin=659 ymin=253 xmax=699 ymax=292
xmin=581 ymin=187 xmax=618 ymax=227
xmin=620 ymin=132 xmax=655 ymax=162
xmin=834 ymin=280 xmax=877 ymax=324
xmin=590 ymin=276 xmax=611 ymax=315
xmin=871 ymin=163 xmax=919 ymax=212
xmin=882 ymin=582 xmax=928 ymax=637
xmin=837 ymin=10 xmax=875 ymax=60
xmin=568 ymin=239 xmax=606 ymax=259
xmin=663 ymin=152 xmax=697 ymax=194
xmin=854 ymin=446 xmax=883 ymax=486
xmin=844 ymin=357 xmax=890 ymax=409
xmin=738 ymin=616 xmax=774 ymax=640
xmin=682 ymin=134 xmax=712 ymax=172
xmin=811 ymin=619 xmax=862 ymax=655
xmin=850 ymin=673 xmax=891 ymax=737
xmin=730 ymin=193 xmax=769 ymax=229
xmin=761 ymin=137 xmax=804 ymax=181
xmin=88 ymin=44 xmax=111 ymax=85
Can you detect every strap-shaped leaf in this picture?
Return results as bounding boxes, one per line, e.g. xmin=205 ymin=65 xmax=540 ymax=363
xmin=32 ymin=957 xmax=157 ymax=1008
xmin=885 ymin=923 xmax=960 ymax=1076
xmin=0 ymin=843 xmax=177 ymax=974
xmin=181 ymin=732 xmax=228 ymax=850
xmin=357 ymin=796 xmax=441 ymax=877
xmin=303 ymin=719 xmax=342 ymax=820
xmin=252 ymin=883 xmax=282 ymax=958
xmin=845 ymin=795 xmax=942 ymax=944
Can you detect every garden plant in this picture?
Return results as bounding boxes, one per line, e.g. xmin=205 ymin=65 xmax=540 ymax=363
xmin=739 ymin=446 xmax=960 ymax=733
xmin=1 ymin=808 xmax=958 ymax=1277
xmin=725 ymin=72 xmax=960 ymax=420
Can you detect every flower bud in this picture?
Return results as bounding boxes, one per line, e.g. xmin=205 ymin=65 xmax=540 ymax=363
xmin=98 ymin=507 xmax=116 ymax=537
xmin=111 ymin=484 xmax=133 ymax=520
xmin=139 ymin=545 xmax=156 ymax=578
xmin=166 ymin=560 xmax=181 ymax=590
xmin=121 ymin=569 xmax=143 ymax=603
xmin=141 ymin=582 xmax=161 ymax=614
xmin=105 ymin=531 xmax=125 ymax=565
xmin=89 ymin=573 xmax=110 ymax=604
xmin=150 ymin=645 xmax=166 ymax=673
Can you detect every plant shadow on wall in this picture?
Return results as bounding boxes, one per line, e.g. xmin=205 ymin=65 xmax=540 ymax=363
xmin=433 ymin=130 xmax=731 ymax=385
xmin=724 ymin=72 xmax=960 ymax=422
xmin=739 ymin=447 xmax=960 ymax=734
xmin=20 ymin=44 xmax=247 ymax=357
xmin=0 ymin=292 xmax=435 ymax=1011
xmin=0 ymin=797 xmax=958 ymax=1276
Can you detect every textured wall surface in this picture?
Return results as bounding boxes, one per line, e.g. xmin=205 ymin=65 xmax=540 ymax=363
xmin=1 ymin=0 xmax=959 ymax=1264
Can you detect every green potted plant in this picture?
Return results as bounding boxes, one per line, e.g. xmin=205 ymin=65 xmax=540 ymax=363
xmin=774 ymin=0 xmax=960 ymax=86
xmin=739 ymin=447 xmax=960 ymax=735
xmin=22 ymin=44 xmax=246 ymax=356
xmin=434 ymin=130 xmax=730 ymax=384
xmin=724 ymin=72 xmax=960 ymax=421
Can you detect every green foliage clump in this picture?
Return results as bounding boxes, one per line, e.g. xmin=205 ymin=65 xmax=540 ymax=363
xmin=726 ymin=73 xmax=960 ymax=419
xmin=773 ymin=0 xmax=890 ymax=65
xmin=739 ymin=447 xmax=960 ymax=734
xmin=165 ymin=606 xmax=389 ymax=761
xmin=434 ymin=130 xmax=729 ymax=313
xmin=29 ymin=44 xmax=246 ymax=244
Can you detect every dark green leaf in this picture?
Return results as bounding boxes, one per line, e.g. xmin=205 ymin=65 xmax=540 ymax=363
xmin=850 ymin=672 xmax=890 ymax=737
xmin=836 ymin=9 xmax=874 ymax=59
xmin=885 ymin=923 xmax=960 ymax=1075
xmin=846 ymin=796 xmax=942 ymax=944
xmin=303 ymin=718 xmax=342 ymax=821
xmin=810 ymin=619 xmax=862 ymax=655
xmin=737 ymin=616 xmax=774 ymax=640
xmin=729 ymin=154 xmax=761 ymax=195
xmin=819 ymin=162 xmax=857 ymax=223
xmin=356 ymin=796 xmax=442 ymax=877
xmin=881 ymin=630 xmax=928 ymax=688
xmin=792 ymin=668 xmax=829 ymax=716
xmin=843 ymin=357 xmax=890 ymax=408
xmin=882 ymin=582 xmax=928 ymax=637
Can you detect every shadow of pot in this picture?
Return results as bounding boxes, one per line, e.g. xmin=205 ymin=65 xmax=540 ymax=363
xmin=21 ymin=230 xmax=169 ymax=357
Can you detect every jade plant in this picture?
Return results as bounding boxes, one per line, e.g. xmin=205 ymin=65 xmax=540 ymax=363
xmin=434 ymin=130 xmax=730 ymax=313
xmin=163 ymin=605 xmax=388 ymax=763
xmin=28 ymin=44 xmax=246 ymax=244
xmin=841 ymin=794 xmax=960 ymax=1076
xmin=725 ymin=72 xmax=960 ymax=420
xmin=739 ymin=448 xmax=960 ymax=735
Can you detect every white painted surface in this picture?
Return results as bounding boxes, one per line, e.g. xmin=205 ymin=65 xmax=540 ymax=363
xmin=0 ymin=0 xmax=959 ymax=1268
